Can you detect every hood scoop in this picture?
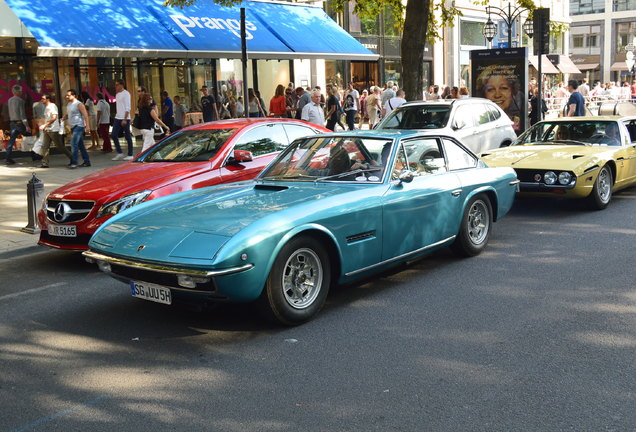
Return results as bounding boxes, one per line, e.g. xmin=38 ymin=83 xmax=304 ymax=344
xmin=572 ymin=155 xmax=584 ymax=159
xmin=254 ymin=184 xmax=289 ymax=192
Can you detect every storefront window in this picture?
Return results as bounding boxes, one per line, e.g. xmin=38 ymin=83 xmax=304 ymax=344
xmin=256 ymin=59 xmax=290 ymax=108
xmin=384 ymin=59 xmax=401 ymax=86
xmin=0 ymin=38 xmax=16 ymax=54
xmin=325 ymin=60 xmax=346 ymax=89
xmin=383 ymin=7 xmax=400 ymax=37
xmin=616 ymin=21 xmax=636 ymax=52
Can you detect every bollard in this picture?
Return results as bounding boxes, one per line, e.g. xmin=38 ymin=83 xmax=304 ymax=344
xmin=21 ymin=172 xmax=44 ymax=234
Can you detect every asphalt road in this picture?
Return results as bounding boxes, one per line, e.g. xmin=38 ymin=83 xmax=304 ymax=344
xmin=1 ymin=191 xmax=636 ymax=431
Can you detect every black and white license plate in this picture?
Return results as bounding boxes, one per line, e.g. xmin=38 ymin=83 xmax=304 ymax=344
xmin=131 ymin=281 xmax=172 ymax=305
xmin=48 ymin=223 xmax=77 ymax=237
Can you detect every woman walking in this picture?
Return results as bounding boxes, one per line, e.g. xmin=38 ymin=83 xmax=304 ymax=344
xmin=138 ymin=93 xmax=171 ymax=152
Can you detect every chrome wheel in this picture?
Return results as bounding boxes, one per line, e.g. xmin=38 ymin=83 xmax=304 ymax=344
xmin=282 ymin=248 xmax=323 ymax=309
xmin=597 ymin=168 xmax=611 ymax=204
xmin=467 ymin=200 xmax=490 ymax=245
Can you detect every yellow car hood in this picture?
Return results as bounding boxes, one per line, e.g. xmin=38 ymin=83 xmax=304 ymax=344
xmin=481 ymin=145 xmax=605 ymax=171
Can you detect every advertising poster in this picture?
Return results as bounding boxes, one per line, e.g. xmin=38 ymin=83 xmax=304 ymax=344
xmin=470 ymin=48 xmax=528 ymax=133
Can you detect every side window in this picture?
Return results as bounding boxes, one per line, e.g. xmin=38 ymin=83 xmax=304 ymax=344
xmin=283 ymin=124 xmax=318 ymax=144
xmin=403 ymin=138 xmax=447 ymax=176
xmin=476 ymin=104 xmax=492 ymax=125
xmin=488 ymin=105 xmax=502 ymax=121
xmin=233 ymin=124 xmax=287 ymax=156
xmin=623 ymin=120 xmax=636 ymax=144
xmin=390 ymin=145 xmax=409 ymax=180
xmin=453 ymin=105 xmax=475 ymax=128
xmin=443 ymin=138 xmax=477 ymax=170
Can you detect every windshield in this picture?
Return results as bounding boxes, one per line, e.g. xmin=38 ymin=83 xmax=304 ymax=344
xmin=140 ymin=129 xmax=237 ymax=162
xmin=515 ymin=121 xmax=622 ymax=147
xmin=260 ymin=136 xmax=394 ymax=183
xmin=377 ymin=105 xmax=451 ymax=130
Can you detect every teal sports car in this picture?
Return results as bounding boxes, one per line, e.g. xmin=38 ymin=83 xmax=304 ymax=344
xmin=84 ymin=130 xmax=518 ymax=325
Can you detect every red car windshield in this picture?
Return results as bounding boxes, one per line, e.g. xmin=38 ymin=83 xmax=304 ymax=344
xmin=141 ymin=129 xmax=237 ymax=162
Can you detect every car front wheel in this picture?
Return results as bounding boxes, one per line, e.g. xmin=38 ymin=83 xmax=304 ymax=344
xmin=451 ymin=194 xmax=492 ymax=257
xmin=259 ymin=236 xmax=331 ymax=325
xmin=587 ymin=165 xmax=612 ymax=210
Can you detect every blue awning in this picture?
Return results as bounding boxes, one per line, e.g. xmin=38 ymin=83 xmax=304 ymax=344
xmin=5 ymin=0 xmax=378 ymax=60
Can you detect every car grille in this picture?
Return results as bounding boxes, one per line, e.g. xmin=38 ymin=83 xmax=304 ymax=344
xmin=110 ymin=263 xmax=218 ymax=292
xmin=46 ymin=199 xmax=95 ymax=223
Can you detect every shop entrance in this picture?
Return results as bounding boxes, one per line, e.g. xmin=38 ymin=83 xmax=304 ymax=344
xmin=350 ymin=61 xmax=379 ymax=92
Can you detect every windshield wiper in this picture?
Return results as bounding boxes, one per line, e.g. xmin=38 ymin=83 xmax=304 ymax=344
xmin=315 ymin=167 xmax=381 ymax=182
xmin=548 ymin=139 xmax=589 ymax=146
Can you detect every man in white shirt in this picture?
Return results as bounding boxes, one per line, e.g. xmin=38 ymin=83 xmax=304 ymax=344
xmin=38 ymin=94 xmax=72 ymax=168
xmin=301 ymin=90 xmax=325 ymax=127
xmin=110 ymin=79 xmax=134 ymax=160
xmin=577 ymin=79 xmax=590 ymax=98
xmin=382 ymin=89 xmax=406 ymax=117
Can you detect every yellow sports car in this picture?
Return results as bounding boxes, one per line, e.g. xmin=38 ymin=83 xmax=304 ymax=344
xmin=480 ymin=116 xmax=636 ymax=209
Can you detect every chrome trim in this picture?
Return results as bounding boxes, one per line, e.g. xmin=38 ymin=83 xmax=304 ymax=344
xmin=451 ymin=189 xmax=462 ymax=196
xmin=345 ymin=235 xmax=456 ymax=277
xmin=83 ymin=250 xmax=253 ymax=277
xmin=509 ymin=180 xmax=521 ymax=185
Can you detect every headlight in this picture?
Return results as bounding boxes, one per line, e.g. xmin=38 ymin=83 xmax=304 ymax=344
xmin=96 ymin=190 xmax=152 ymax=218
xmin=544 ymin=171 xmax=557 ymax=185
xmin=558 ymin=172 xmax=572 ymax=185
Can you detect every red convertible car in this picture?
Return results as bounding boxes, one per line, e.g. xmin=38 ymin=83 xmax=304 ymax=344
xmin=38 ymin=118 xmax=328 ymax=250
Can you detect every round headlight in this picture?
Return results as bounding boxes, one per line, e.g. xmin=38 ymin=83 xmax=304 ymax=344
xmin=544 ymin=171 xmax=557 ymax=185
xmin=558 ymin=172 xmax=572 ymax=185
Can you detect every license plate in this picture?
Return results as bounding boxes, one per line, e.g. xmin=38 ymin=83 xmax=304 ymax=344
xmin=131 ymin=281 xmax=172 ymax=305
xmin=48 ymin=223 xmax=77 ymax=237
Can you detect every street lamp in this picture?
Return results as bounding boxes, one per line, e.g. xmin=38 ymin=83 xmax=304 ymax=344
xmin=483 ymin=3 xmax=534 ymax=48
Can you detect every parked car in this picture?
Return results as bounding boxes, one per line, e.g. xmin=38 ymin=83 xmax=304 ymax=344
xmin=375 ymin=98 xmax=517 ymax=154
xmin=38 ymin=118 xmax=328 ymax=250
xmin=479 ymin=116 xmax=636 ymax=209
xmin=84 ymin=130 xmax=518 ymax=325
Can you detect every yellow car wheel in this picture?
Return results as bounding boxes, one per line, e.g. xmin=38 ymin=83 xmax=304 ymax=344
xmin=587 ymin=165 xmax=613 ymax=210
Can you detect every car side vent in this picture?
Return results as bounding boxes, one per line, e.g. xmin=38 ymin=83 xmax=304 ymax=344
xmin=254 ymin=184 xmax=289 ymax=191
xmin=572 ymin=155 xmax=584 ymax=159
xmin=346 ymin=231 xmax=376 ymax=244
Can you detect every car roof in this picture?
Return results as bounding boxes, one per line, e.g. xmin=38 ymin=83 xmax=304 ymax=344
xmin=400 ymin=97 xmax=495 ymax=107
xmin=179 ymin=117 xmax=317 ymax=131
xmin=536 ymin=116 xmax=636 ymax=122
xmin=311 ymin=130 xmax=450 ymax=140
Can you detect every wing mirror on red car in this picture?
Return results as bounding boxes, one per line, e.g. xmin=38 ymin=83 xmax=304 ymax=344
xmin=229 ymin=149 xmax=253 ymax=164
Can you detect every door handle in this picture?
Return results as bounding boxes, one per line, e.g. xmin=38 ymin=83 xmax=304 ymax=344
xmin=451 ymin=189 xmax=462 ymax=196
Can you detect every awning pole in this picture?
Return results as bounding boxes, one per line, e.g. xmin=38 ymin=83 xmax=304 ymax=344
xmin=241 ymin=7 xmax=249 ymax=118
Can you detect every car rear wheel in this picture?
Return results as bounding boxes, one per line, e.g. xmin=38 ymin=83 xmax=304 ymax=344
xmin=587 ymin=165 xmax=612 ymax=210
xmin=451 ymin=194 xmax=492 ymax=257
xmin=259 ymin=236 xmax=331 ymax=325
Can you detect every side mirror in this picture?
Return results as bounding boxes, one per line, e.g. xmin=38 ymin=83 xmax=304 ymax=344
xmin=453 ymin=119 xmax=465 ymax=130
xmin=229 ymin=149 xmax=253 ymax=164
xmin=398 ymin=170 xmax=414 ymax=184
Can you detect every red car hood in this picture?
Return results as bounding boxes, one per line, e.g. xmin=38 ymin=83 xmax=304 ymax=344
xmin=48 ymin=161 xmax=211 ymax=201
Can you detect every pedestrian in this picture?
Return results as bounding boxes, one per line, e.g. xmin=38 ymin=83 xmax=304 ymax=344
xmin=366 ymin=86 xmax=381 ymax=128
xmin=95 ymin=92 xmax=112 ymax=152
xmin=247 ymin=88 xmax=265 ymax=117
xmin=110 ymin=79 xmax=134 ymax=160
xmin=631 ymin=80 xmax=636 ymax=103
xmin=343 ymin=82 xmax=359 ymax=130
xmin=295 ymin=87 xmax=311 ymax=120
xmin=235 ymin=95 xmax=245 ymax=117
xmin=61 ymin=89 xmax=91 ymax=168
xmin=174 ymin=95 xmax=186 ymax=130
xmin=529 ymin=87 xmax=548 ymax=125
xmin=32 ymin=97 xmax=46 ymax=136
xmin=160 ymin=91 xmax=175 ymax=132
xmin=38 ymin=94 xmax=72 ymax=168
xmin=381 ymin=81 xmax=396 ymax=108
xmin=325 ymin=85 xmax=341 ymax=131
xmin=382 ymin=89 xmax=407 ymax=118
xmin=459 ymin=87 xmax=469 ymax=98
xmin=269 ymin=84 xmax=287 ymax=118
xmin=566 ymin=80 xmax=586 ymax=117
xmin=256 ymin=90 xmax=267 ymax=117
xmin=300 ymin=90 xmax=325 ymax=127
xmin=5 ymin=85 xmax=31 ymax=165
xmin=285 ymin=87 xmax=296 ymax=118
xmin=138 ymin=93 xmax=171 ymax=152
xmin=81 ymin=91 xmax=100 ymax=150
xmin=358 ymin=89 xmax=368 ymax=129
xmin=200 ymin=85 xmax=218 ymax=122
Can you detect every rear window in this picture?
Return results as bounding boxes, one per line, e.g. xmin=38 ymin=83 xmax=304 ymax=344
xmin=377 ymin=105 xmax=451 ymax=130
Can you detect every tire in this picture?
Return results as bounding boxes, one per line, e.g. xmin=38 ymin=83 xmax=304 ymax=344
xmin=451 ymin=194 xmax=493 ymax=257
xmin=259 ymin=236 xmax=331 ymax=325
xmin=587 ymin=165 xmax=613 ymax=210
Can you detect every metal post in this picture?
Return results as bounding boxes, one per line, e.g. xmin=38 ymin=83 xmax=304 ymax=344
xmin=21 ymin=173 xmax=44 ymax=234
xmin=507 ymin=3 xmax=512 ymax=47
xmin=240 ymin=8 xmax=249 ymax=118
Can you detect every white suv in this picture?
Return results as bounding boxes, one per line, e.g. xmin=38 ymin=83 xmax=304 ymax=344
xmin=375 ymin=98 xmax=517 ymax=154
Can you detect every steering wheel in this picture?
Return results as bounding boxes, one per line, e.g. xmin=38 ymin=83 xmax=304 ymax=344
xmin=590 ymin=134 xmax=620 ymax=146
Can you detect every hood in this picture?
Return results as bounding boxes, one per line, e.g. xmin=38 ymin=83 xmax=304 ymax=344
xmin=481 ymin=145 xmax=606 ymax=171
xmin=48 ymin=161 xmax=211 ymax=201
xmin=90 ymin=181 xmax=377 ymax=261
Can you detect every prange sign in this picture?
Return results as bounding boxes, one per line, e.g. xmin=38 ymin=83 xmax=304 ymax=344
xmin=470 ymin=47 xmax=528 ymax=133
xmin=169 ymin=15 xmax=257 ymax=39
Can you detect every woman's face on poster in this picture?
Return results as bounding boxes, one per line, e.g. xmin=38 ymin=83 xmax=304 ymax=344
xmin=483 ymin=75 xmax=513 ymax=111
